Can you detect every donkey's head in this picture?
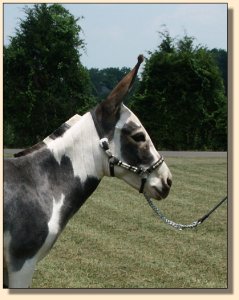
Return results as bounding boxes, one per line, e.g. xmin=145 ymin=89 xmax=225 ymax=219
xmin=91 ymin=55 xmax=172 ymax=200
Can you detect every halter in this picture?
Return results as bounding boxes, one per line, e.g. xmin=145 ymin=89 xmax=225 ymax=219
xmin=99 ymin=138 xmax=164 ymax=193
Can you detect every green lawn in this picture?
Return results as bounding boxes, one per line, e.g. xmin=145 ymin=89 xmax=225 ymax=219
xmin=18 ymin=156 xmax=228 ymax=288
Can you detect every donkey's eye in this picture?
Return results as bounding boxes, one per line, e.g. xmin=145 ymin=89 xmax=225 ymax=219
xmin=131 ymin=132 xmax=146 ymax=142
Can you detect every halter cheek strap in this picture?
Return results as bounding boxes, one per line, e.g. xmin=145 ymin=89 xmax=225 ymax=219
xmin=99 ymin=138 xmax=164 ymax=193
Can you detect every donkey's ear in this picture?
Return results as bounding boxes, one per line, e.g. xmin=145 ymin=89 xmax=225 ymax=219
xmin=100 ymin=55 xmax=144 ymax=115
xmin=93 ymin=55 xmax=144 ymax=138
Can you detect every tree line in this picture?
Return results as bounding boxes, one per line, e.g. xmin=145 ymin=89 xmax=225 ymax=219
xmin=4 ymin=4 xmax=227 ymax=150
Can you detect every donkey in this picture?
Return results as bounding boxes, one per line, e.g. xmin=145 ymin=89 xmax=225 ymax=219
xmin=4 ymin=55 xmax=172 ymax=288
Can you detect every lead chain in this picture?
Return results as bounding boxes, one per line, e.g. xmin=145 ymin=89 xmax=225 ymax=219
xmin=144 ymin=193 xmax=200 ymax=230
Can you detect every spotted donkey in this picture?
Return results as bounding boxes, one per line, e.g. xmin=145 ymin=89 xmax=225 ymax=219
xmin=4 ymin=55 xmax=172 ymax=288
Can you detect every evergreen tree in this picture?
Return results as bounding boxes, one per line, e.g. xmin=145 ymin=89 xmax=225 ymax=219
xmin=4 ymin=4 xmax=95 ymax=147
xmin=210 ymin=48 xmax=227 ymax=95
xmin=130 ymin=32 xmax=227 ymax=150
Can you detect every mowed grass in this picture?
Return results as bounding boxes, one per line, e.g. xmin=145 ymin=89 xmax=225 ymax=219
xmin=28 ymin=156 xmax=227 ymax=289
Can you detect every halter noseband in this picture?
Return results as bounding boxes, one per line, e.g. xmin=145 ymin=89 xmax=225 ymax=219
xmin=99 ymin=138 xmax=164 ymax=193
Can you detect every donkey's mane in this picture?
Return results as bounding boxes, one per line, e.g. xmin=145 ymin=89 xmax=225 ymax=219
xmin=14 ymin=114 xmax=82 ymax=158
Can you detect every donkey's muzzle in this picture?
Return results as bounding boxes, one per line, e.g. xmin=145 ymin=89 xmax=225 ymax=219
xmin=161 ymin=178 xmax=172 ymax=199
xmin=152 ymin=177 xmax=172 ymax=200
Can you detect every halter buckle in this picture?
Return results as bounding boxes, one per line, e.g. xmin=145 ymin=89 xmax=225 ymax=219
xmin=100 ymin=138 xmax=110 ymax=150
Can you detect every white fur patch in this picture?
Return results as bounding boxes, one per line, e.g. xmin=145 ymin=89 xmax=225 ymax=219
xmin=43 ymin=114 xmax=82 ymax=145
xmin=115 ymin=105 xmax=141 ymax=131
xmin=46 ymin=112 xmax=103 ymax=182
xmin=8 ymin=257 xmax=37 ymax=288
xmin=37 ymin=194 xmax=65 ymax=262
xmin=65 ymin=114 xmax=82 ymax=127
xmin=48 ymin=194 xmax=64 ymax=235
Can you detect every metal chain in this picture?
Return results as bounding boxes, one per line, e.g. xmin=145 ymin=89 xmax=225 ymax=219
xmin=143 ymin=193 xmax=227 ymax=231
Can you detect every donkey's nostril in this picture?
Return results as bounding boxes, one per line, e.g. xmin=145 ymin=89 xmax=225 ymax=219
xmin=167 ymin=178 xmax=172 ymax=187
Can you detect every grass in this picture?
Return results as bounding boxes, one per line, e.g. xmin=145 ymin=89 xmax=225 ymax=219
xmin=8 ymin=155 xmax=228 ymax=288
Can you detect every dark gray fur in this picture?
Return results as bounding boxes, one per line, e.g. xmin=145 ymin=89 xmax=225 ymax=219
xmin=120 ymin=122 xmax=154 ymax=166
xmin=4 ymin=148 xmax=100 ymax=271
xmin=48 ymin=122 xmax=70 ymax=140
xmin=91 ymin=102 xmax=121 ymax=139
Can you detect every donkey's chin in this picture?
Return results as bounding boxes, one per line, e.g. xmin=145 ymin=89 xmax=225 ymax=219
xmin=150 ymin=186 xmax=169 ymax=201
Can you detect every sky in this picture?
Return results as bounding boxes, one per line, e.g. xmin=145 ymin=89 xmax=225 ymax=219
xmin=3 ymin=3 xmax=227 ymax=69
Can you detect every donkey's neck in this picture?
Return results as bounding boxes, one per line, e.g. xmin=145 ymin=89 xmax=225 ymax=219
xmin=46 ymin=112 xmax=105 ymax=182
xmin=36 ymin=112 xmax=106 ymax=227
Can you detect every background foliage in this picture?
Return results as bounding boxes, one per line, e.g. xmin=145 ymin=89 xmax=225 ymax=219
xmin=4 ymin=4 xmax=227 ymax=150
xmin=130 ymin=33 xmax=227 ymax=150
xmin=4 ymin=4 xmax=96 ymax=146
